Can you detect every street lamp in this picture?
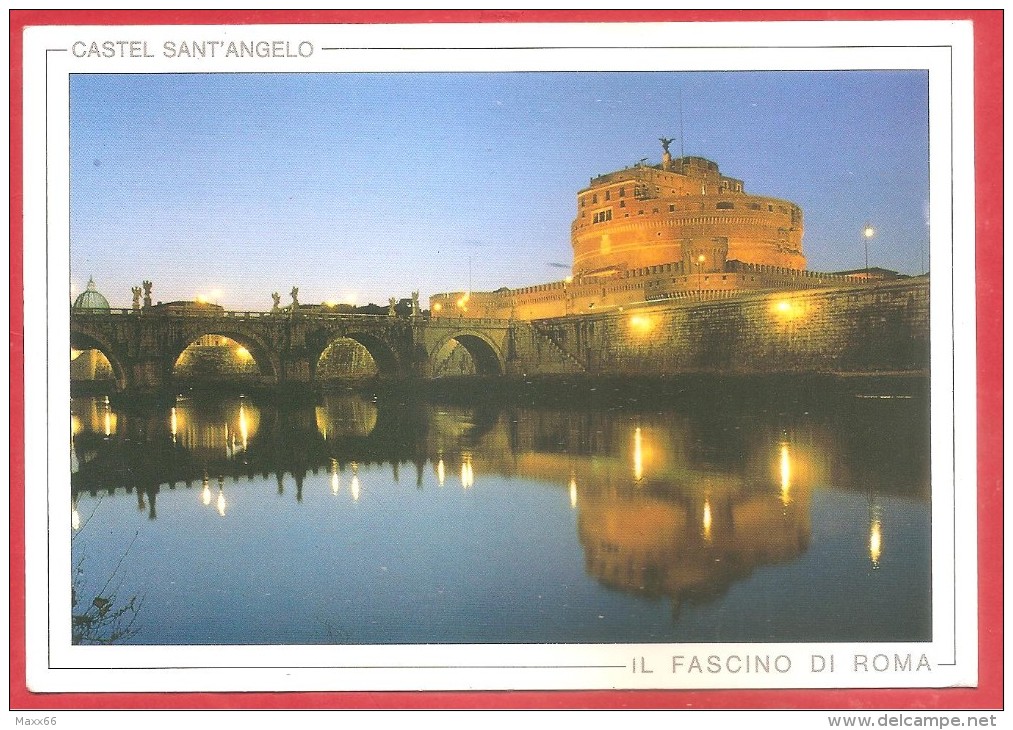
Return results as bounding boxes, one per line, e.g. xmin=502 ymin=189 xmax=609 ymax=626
xmin=862 ymin=223 xmax=875 ymax=280
xmin=696 ymin=254 xmax=706 ymax=292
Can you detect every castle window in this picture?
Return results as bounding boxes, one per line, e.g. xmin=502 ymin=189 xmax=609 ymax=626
xmin=749 ymin=203 xmax=761 ymax=210
xmin=653 ymin=208 xmax=659 ymax=213
xmin=619 ymin=200 xmax=626 ymax=208
xmin=716 ymin=202 xmax=734 ymax=210
xmin=669 ymin=204 xmax=676 ymax=212
xmin=768 ymin=205 xmax=774 ymax=212
xmin=619 ymin=187 xmax=625 ymax=197
xmin=592 ymin=194 xmax=598 ymax=204
xmin=605 ymin=190 xmax=611 ymax=201
xmin=638 ymin=210 xmax=644 ymax=215
xmin=592 ymin=208 xmax=613 ymax=224
xmin=580 ymin=197 xmax=585 ymax=207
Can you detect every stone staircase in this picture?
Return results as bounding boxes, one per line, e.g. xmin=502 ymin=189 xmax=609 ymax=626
xmin=523 ymin=322 xmax=587 ymax=374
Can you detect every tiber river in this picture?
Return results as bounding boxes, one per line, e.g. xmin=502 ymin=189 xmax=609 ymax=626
xmin=69 ymin=378 xmax=930 ymax=645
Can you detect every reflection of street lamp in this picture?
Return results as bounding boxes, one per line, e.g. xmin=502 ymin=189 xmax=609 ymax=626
xmin=868 ymin=492 xmax=883 ymax=569
xmin=862 ymin=223 xmax=875 ymax=280
xmin=696 ymin=254 xmax=706 ymax=292
xmin=702 ymin=497 xmax=713 ymax=542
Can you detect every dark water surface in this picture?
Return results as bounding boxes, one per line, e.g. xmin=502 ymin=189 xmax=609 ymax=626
xmin=70 ymin=379 xmax=931 ymax=645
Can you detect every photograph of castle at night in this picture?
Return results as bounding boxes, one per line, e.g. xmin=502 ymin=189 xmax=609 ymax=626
xmin=69 ymin=71 xmax=930 ymax=646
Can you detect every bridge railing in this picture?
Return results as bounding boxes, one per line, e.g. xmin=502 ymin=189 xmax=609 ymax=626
xmin=428 ymin=316 xmax=514 ymax=327
xmin=70 ymin=308 xmax=398 ymax=321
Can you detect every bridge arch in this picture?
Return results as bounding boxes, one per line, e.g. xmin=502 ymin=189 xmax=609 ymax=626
xmin=69 ymin=328 xmax=129 ymax=391
xmin=312 ymin=330 xmax=403 ymax=380
xmin=429 ymin=330 xmax=505 ymax=377
xmin=170 ymin=327 xmax=281 ymax=384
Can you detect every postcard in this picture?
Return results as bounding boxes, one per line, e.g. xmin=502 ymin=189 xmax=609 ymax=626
xmin=12 ymin=10 xmax=1001 ymax=711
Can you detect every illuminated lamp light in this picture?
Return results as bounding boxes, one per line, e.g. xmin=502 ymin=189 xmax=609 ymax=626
xmin=629 ymin=314 xmax=653 ymax=333
xmin=772 ymin=299 xmax=803 ymax=319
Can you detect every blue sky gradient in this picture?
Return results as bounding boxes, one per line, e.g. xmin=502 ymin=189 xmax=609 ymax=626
xmin=70 ymin=71 xmax=928 ymax=310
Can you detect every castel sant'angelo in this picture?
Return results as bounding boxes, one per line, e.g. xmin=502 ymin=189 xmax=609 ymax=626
xmin=431 ymin=139 xmax=869 ymax=321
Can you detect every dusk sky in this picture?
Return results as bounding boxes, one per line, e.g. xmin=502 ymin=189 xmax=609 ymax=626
xmin=70 ymin=71 xmax=929 ymax=310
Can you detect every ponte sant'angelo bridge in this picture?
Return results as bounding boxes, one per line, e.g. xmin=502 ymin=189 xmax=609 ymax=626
xmin=71 ymin=277 xmax=930 ymax=393
xmin=70 ymin=307 xmax=584 ymax=391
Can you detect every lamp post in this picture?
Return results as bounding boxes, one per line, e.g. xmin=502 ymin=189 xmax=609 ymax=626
xmin=696 ymin=254 xmax=706 ymax=292
xmin=862 ymin=223 xmax=875 ymax=281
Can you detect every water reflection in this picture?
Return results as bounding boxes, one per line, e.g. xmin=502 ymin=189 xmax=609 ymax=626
xmin=350 ymin=462 xmax=361 ymax=502
xmin=460 ymin=453 xmax=474 ymax=489
xmin=869 ymin=495 xmax=884 ymax=569
xmin=780 ymin=443 xmax=792 ymax=505
xmin=633 ymin=427 xmax=644 ymax=482
xmin=70 ymin=387 xmax=930 ymax=643
xmin=330 ymin=459 xmax=340 ymax=495
xmin=171 ymin=397 xmax=260 ymax=459
xmin=316 ymin=394 xmax=378 ymax=440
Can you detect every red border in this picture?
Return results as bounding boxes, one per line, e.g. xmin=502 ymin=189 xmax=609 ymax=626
xmin=9 ymin=9 xmax=1002 ymax=711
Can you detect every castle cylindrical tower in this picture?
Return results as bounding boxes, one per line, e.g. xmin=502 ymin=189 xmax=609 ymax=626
xmin=571 ymin=149 xmax=805 ymax=277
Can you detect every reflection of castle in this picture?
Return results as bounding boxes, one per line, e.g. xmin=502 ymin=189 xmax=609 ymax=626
xmin=431 ymin=141 xmax=882 ymax=320
xmin=577 ymin=486 xmax=810 ymax=612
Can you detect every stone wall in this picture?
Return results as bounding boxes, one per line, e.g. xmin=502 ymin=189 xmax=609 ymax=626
xmin=531 ymin=279 xmax=929 ymax=376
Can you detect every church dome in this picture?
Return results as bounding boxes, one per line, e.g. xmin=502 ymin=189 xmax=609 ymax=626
xmin=73 ymin=277 xmax=111 ymax=311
